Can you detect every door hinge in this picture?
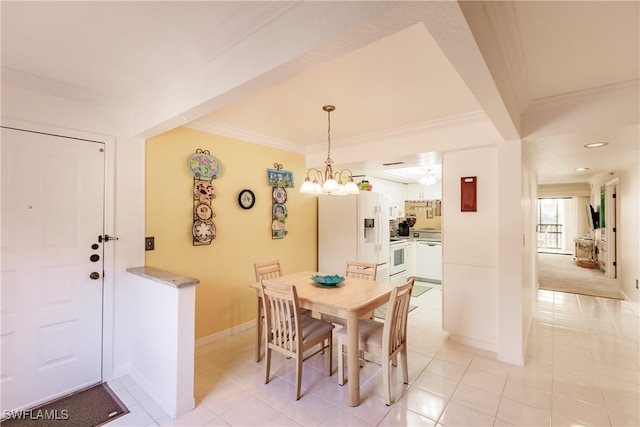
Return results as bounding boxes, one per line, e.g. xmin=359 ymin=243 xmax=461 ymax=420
xmin=98 ymin=234 xmax=119 ymax=243
xmin=613 ymin=227 xmax=616 ymax=233
xmin=613 ymin=261 xmax=617 ymax=267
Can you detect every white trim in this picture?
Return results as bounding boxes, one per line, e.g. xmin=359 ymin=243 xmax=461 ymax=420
xmin=448 ymin=333 xmax=497 ymax=354
xmin=185 ymin=120 xmax=305 ymax=154
xmin=195 ymin=320 xmax=254 ymax=349
xmin=525 ymin=80 xmax=639 ymax=114
xmin=336 ymin=111 xmax=488 ymax=148
xmin=0 ymin=116 xmax=116 ymax=384
xmin=482 ymin=1 xmax=532 ymax=111
xmin=1 ymin=117 xmax=113 ymax=143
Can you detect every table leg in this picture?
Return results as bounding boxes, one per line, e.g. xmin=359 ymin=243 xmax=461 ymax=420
xmin=346 ymin=310 xmax=360 ymax=406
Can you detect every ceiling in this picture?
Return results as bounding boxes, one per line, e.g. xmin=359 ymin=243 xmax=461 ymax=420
xmin=2 ymin=1 xmax=638 ymax=185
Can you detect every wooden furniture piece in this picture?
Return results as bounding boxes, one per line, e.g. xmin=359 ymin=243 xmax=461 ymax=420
xmin=321 ymin=260 xmax=377 ymax=326
xmin=260 ymin=280 xmax=334 ymax=400
xmin=336 ymin=277 xmax=414 ymax=405
xmin=345 ymin=260 xmax=378 ymax=280
xmin=250 ymin=271 xmax=395 ymax=406
xmin=253 ymin=260 xmax=282 ymax=362
xmin=253 ymin=260 xmax=310 ymax=361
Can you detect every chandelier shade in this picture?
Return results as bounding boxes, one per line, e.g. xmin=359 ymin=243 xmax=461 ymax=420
xmin=419 ymin=173 xmax=437 ymax=186
xmin=300 ymin=105 xmax=359 ymax=196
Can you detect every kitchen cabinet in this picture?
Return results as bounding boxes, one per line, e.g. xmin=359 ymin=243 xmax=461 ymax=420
xmin=406 ymin=241 xmax=416 ymax=277
xmin=407 ymin=182 xmax=442 ymax=200
xmin=416 ymin=241 xmax=442 ymax=283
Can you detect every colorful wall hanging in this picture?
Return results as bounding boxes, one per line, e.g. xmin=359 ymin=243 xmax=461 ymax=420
xmin=187 ymin=149 xmax=221 ymax=245
xmin=268 ymin=163 xmax=292 ymax=239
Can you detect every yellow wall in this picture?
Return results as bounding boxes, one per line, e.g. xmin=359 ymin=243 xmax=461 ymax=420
xmin=145 ymin=127 xmax=318 ymax=339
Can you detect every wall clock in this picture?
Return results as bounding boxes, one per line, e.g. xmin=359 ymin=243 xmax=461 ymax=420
xmin=238 ymin=189 xmax=256 ymax=209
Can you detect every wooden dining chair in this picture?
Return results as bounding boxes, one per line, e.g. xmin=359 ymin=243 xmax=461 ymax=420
xmin=253 ymin=260 xmax=282 ymax=362
xmin=345 ymin=260 xmax=378 ymax=280
xmin=321 ymin=260 xmax=377 ymax=326
xmin=260 ymin=280 xmax=335 ymax=400
xmin=253 ymin=260 xmax=310 ymax=361
xmin=336 ymin=277 xmax=415 ymax=405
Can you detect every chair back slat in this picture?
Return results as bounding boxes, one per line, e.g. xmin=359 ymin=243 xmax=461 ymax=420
xmin=345 ymin=261 xmax=377 ymax=280
xmin=382 ymin=278 xmax=414 ymax=357
xmin=255 ymin=260 xmax=282 ymax=281
xmin=261 ymin=280 xmax=300 ymax=356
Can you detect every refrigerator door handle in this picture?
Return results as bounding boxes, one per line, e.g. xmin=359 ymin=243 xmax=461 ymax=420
xmin=376 ymin=205 xmax=382 ymax=253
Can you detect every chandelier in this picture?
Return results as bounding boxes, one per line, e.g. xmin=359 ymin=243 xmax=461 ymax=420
xmin=419 ymin=169 xmax=437 ymax=186
xmin=300 ymin=105 xmax=359 ymax=195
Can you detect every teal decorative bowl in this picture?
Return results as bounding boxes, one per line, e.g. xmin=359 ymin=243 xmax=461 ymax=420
xmin=310 ymin=274 xmax=345 ymax=287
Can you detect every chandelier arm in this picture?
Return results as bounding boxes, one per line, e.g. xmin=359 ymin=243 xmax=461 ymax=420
xmin=305 ymin=168 xmax=322 ymax=180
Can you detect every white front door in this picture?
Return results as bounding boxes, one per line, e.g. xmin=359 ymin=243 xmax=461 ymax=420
xmin=1 ymin=127 xmax=105 ymax=412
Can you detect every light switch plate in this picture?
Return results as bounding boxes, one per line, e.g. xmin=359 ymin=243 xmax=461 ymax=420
xmin=145 ymin=237 xmax=155 ymax=251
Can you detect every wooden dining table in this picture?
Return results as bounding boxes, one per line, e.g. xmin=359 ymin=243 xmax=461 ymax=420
xmin=250 ymin=270 xmax=395 ymax=406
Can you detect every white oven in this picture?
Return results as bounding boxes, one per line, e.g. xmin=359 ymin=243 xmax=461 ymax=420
xmin=389 ymin=241 xmax=408 ymax=277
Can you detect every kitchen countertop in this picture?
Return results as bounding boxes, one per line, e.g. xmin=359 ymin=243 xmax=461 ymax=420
xmin=390 ymin=237 xmax=442 ymax=243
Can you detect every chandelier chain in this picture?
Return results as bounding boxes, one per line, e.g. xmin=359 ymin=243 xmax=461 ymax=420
xmin=325 ymin=106 xmax=333 ymax=167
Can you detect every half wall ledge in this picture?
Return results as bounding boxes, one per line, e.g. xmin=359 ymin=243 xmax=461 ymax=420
xmin=126 ymin=265 xmax=200 ymax=288
xmin=125 ymin=266 xmax=198 ymax=419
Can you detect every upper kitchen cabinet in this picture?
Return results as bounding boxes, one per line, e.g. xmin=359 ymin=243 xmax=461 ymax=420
xmin=407 ymin=182 xmax=442 ymax=200
xmin=365 ymin=177 xmax=407 ymax=218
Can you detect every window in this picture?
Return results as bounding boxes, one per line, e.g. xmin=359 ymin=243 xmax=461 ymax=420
xmin=537 ymin=198 xmax=573 ymax=253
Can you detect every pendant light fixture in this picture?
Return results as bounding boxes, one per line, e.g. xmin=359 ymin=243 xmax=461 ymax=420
xmin=300 ymin=105 xmax=360 ymax=195
xmin=419 ymin=170 xmax=437 ymax=186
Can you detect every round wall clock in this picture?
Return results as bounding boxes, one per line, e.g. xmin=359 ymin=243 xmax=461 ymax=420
xmin=238 ymin=189 xmax=255 ymax=209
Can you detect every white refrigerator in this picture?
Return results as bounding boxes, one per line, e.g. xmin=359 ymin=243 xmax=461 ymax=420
xmin=318 ymin=192 xmax=390 ymax=282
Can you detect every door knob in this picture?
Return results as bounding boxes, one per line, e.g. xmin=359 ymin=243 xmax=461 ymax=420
xmin=90 ymin=272 xmax=100 ymax=280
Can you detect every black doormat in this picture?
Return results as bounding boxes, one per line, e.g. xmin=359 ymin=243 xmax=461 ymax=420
xmin=1 ymin=383 xmax=129 ymax=427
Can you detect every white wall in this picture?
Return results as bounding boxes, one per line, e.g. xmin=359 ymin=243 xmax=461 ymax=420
xmin=442 ymin=146 xmax=500 ymax=352
xmin=498 ymin=142 xmax=525 ymax=365
xmin=619 ymin=164 xmax=639 ymax=305
xmin=521 ymin=143 xmax=537 ymax=361
xmin=1 ymin=86 xmax=146 ymax=380
xmin=441 ymin=144 xmax=525 ymax=365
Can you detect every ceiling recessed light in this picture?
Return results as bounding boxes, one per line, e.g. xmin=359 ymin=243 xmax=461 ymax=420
xmin=584 ymin=142 xmax=608 ymax=148
xmin=576 ymin=167 xmax=590 ymax=171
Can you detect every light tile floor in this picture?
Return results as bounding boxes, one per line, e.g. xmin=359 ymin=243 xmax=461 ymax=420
xmin=107 ymin=282 xmax=639 ymax=426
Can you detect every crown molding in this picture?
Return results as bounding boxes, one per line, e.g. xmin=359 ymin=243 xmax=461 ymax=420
xmin=335 ymin=111 xmax=489 ymax=147
xmin=185 ymin=121 xmax=305 ymax=154
xmin=1 ymin=67 xmax=122 ymax=109
xmin=525 ymin=79 xmax=639 ymax=114
xmin=481 ymin=1 xmax=531 ymax=112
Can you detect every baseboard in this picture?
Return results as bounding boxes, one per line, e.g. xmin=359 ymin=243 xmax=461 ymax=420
xmin=448 ymin=333 xmax=497 ymax=354
xmin=111 ymin=363 xmax=131 ymax=383
xmin=195 ymin=319 xmax=254 ymax=349
xmin=128 ymin=366 xmax=177 ymax=419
